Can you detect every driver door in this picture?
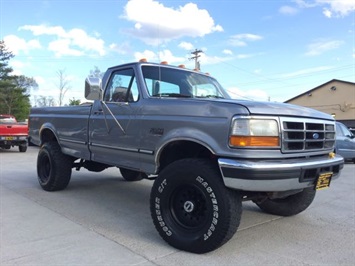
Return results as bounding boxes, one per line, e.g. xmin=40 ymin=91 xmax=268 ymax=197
xmin=88 ymin=67 xmax=142 ymax=169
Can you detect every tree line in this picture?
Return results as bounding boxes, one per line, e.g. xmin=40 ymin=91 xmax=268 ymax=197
xmin=0 ymin=40 xmax=103 ymax=121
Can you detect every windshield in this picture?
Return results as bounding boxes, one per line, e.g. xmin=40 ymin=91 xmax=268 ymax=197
xmin=0 ymin=116 xmax=16 ymax=124
xmin=142 ymin=65 xmax=230 ymax=99
xmin=337 ymin=122 xmax=354 ymax=137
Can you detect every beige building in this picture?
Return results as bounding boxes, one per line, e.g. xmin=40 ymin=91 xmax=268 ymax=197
xmin=285 ymin=79 xmax=355 ymax=128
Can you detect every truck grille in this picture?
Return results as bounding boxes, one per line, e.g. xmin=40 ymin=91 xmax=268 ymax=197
xmin=280 ymin=117 xmax=335 ymax=153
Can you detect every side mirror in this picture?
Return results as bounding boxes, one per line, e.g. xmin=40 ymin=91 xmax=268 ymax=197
xmin=85 ymin=77 xmax=102 ymax=100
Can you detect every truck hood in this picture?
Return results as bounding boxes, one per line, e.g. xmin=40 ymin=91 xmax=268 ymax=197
xmin=221 ymin=99 xmax=334 ymax=121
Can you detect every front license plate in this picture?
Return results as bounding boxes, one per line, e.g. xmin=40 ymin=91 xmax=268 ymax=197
xmin=5 ymin=136 xmax=14 ymax=140
xmin=315 ymin=172 xmax=333 ymax=190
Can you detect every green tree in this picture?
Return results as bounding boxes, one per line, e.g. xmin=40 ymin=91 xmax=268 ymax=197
xmin=69 ymin=98 xmax=81 ymax=106
xmin=0 ymin=40 xmax=37 ymax=120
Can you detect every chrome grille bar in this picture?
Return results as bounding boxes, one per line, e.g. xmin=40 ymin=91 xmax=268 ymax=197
xmin=280 ymin=117 xmax=336 ymax=153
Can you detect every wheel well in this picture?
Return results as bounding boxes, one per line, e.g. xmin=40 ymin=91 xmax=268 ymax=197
xmin=41 ymin=128 xmax=58 ymax=144
xmin=158 ymin=140 xmax=216 ymax=172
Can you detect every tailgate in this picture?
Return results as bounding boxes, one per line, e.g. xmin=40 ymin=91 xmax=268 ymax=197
xmin=0 ymin=124 xmax=28 ymax=136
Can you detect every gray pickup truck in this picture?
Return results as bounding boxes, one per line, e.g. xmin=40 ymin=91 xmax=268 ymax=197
xmin=29 ymin=61 xmax=344 ymax=253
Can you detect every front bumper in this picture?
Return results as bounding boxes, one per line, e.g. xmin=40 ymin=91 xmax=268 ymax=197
xmin=218 ymin=154 xmax=344 ymax=192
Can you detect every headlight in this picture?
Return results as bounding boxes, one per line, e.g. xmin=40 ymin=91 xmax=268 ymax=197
xmin=229 ymin=117 xmax=280 ymax=148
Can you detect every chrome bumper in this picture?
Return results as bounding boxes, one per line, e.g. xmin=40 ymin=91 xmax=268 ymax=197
xmin=218 ymin=154 xmax=344 ymax=192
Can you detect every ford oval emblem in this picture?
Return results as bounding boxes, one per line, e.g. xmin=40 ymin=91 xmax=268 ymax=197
xmin=313 ymin=133 xmax=320 ymax=139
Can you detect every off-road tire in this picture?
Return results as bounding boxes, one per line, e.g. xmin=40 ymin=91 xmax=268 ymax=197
xmin=37 ymin=141 xmax=72 ymax=191
xmin=150 ymin=158 xmax=242 ymax=254
xmin=255 ymin=187 xmax=316 ymax=216
xmin=120 ymin=168 xmax=147 ymax=181
xmin=19 ymin=144 xmax=27 ymax=152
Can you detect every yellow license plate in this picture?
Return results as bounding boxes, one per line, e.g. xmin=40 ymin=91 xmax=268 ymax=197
xmin=5 ymin=137 xmax=14 ymax=140
xmin=315 ymin=172 xmax=333 ymax=190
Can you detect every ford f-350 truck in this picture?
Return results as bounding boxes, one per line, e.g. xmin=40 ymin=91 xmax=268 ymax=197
xmin=29 ymin=60 xmax=344 ymax=253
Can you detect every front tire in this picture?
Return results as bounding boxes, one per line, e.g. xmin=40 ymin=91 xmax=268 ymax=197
xmin=255 ymin=187 xmax=316 ymax=216
xmin=37 ymin=141 xmax=73 ymax=191
xmin=150 ymin=159 xmax=242 ymax=254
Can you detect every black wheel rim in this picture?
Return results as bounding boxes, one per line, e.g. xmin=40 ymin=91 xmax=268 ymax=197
xmin=170 ymin=184 xmax=209 ymax=229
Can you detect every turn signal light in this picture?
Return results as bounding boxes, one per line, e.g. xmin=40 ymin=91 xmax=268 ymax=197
xmin=229 ymin=136 xmax=279 ymax=147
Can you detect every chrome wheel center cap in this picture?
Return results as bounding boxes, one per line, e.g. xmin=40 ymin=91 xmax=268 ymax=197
xmin=183 ymin=201 xmax=195 ymax=213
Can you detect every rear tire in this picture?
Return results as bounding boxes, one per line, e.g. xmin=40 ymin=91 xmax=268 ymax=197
xmin=19 ymin=144 xmax=27 ymax=152
xmin=120 ymin=168 xmax=147 ymax=181
xmin=255 ymin=187 xmax=316 ymax=216
xmin=37 ymin=141 xmax=72 ymax=191
xmin=150 ymin=159 xmax=242 ymax=253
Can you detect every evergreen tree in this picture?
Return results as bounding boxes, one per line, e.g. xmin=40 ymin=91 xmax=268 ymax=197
xmin=69 ymin=98 xmax=81 ymax=106
xmin=0 ymin=40 xmax=37 ymax=121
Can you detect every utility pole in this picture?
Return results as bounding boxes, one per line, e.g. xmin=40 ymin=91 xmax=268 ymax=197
xmin=189 ymin=49 xmax=203 ymax=70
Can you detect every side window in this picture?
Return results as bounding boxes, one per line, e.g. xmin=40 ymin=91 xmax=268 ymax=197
xmin=104 ymin=68 xmax=139 ymax=102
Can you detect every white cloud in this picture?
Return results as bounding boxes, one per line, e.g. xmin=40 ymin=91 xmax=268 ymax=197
xmin=34 ymin=76 xmax=46 ymax=86
xmin=179 ymin=41 xmax=194 ymax=50
xmin=229 ymin=34 xmax=263 ymax=47
xmin=223 ymin=49 xmax=233 ymax=55
xmin=122 ymin=0 xmax=223 ymax=45
xmin=3 ymin=35 xmax=41 ymax=55
xmin=10 ymin=60 xmax=25 ymax=69
xmin=281 ymin=66 xmax=334 ymax=78
xmin=134 ymin=50 xmax=159 ymax=62
xmin=198 ymin=53 xmax=233 ymax=66
xmin=323 ymin=8 xmax=333 ymax=17
xmin=134 ymin=50 xmax=233 ymax=69
xmin=305 ymin=40 xmax=344 ymax=56
xmin=157 ymin=50 xmax=186 ymax=63
xmin=294 ymin=0 xmax=355 ymax=17
xmin=109 ymin=42 xmax=131 ymax=55
xmin=279 ymin=5 xmax=299 ymax=15
xmin=48 ymin=39 xmax=84 ymax=57
xmin=133 ymin=49 xmax=185 ymax=64
xmin=321 ymin=0 xmax=355 ymax=17
xmin=236 ymin=54 xmax=255 ymax=59
xmin=19 ymin=24 xmax=106 ymax=57
xmin=293 ymin=0 xmax=318 ymax=8
xmin=227 ymin=86 xmax=269 ymax=101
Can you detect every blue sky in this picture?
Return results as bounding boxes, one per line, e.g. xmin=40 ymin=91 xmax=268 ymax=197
xmin=1 ymin=0 xmax=354 ymax=105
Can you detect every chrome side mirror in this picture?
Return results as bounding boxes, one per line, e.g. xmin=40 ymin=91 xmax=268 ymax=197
xmin=85 ymin=77 xmax=102 ymax=100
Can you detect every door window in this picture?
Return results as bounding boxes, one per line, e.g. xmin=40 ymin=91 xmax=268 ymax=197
xmin=104 ymin=68 xmax=139 ymax=102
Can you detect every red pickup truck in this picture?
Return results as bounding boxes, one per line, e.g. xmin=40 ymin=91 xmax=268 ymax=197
xmin=0 ymin=114 xmax=28 ymax=152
